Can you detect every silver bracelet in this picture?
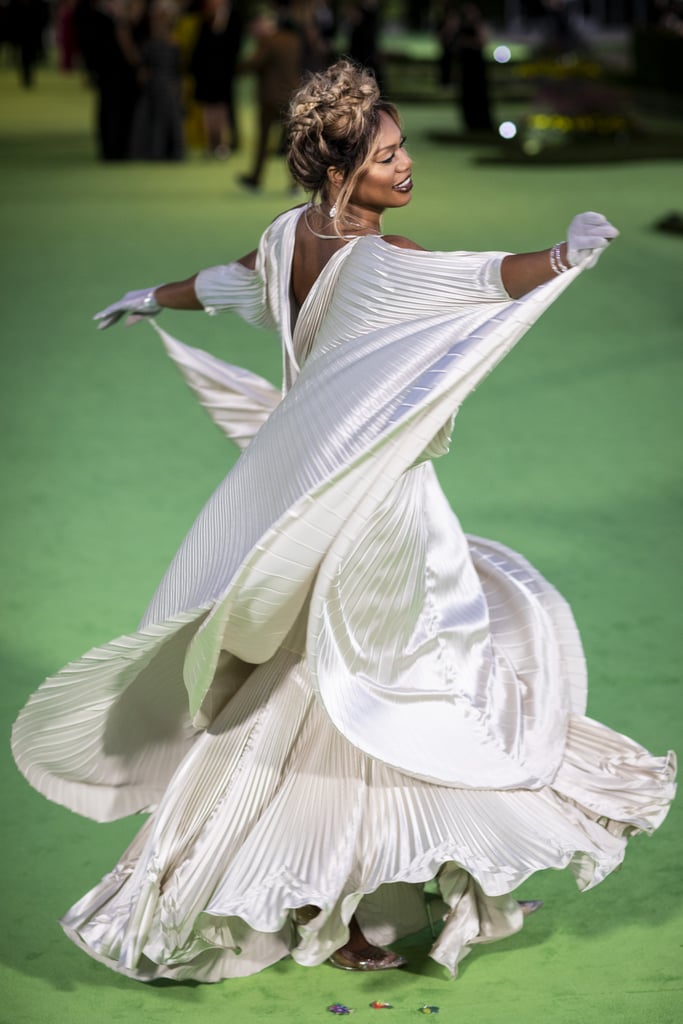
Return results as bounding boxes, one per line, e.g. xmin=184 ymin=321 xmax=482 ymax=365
xmin=140 ymin=288 xmax=162 ymax=314
xmin=549 ymin=242 xmax=569 ymax=275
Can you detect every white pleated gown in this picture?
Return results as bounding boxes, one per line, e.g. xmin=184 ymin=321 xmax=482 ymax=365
xmin=12 ymin=208 xmax=675 ymax=981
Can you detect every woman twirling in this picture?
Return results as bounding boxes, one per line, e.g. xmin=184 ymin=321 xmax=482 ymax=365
xmin=12 ymin=61 xmax=675 ymax=981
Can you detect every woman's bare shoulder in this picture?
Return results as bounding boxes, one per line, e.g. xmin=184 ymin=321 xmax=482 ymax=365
xmin=380 ymin=235 xmax=428 ymax=251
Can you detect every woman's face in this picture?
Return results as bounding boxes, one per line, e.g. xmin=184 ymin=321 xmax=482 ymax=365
xmin=348 ymin=110 xmax=413 ymax=216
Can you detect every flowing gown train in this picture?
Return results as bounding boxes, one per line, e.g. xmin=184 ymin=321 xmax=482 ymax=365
xmin=12 ymin=208 xmax=675 ymax=981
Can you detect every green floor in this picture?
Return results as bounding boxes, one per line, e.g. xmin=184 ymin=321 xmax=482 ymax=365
xmin=1 ymin=64 xmax=681 ymax=1024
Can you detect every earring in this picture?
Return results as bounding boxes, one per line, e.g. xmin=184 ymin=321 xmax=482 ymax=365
xmin=329 ymin=203 xmax=337 ymax=218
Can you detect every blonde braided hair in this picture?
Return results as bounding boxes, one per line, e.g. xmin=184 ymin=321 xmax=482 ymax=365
xmin=285 ymin=60 xmax=400 ymax=229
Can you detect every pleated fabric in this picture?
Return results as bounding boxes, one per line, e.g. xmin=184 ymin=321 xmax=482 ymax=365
xmin=13 ymin=207 xmax=676 ymax=981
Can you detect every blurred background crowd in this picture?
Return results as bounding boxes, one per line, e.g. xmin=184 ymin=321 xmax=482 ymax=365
xmin=1 ymin=0 xmax=388 ymax=166
xmin=0 ymin=0 xmax=681 ymax=179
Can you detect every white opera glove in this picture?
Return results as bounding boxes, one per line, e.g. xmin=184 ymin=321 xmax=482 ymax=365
xmin=566 ymin=212 xmax=619 ymax=269
xmin=93 ymin=286 xmax=163 ymax=330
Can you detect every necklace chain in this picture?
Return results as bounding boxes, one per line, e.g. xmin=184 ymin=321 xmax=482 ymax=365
xmin=303 ymin=204 xmax=381 ymax=241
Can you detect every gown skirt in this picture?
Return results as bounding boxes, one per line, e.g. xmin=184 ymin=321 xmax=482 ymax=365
xmin=12 ymin=209 xmax=676 ymax=981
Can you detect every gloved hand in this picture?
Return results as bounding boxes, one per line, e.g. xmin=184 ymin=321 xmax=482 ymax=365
xmin=93 ymin=287 xmax=162 ymax=330
xmin=567 ymin=212 xmax=619 ymax=269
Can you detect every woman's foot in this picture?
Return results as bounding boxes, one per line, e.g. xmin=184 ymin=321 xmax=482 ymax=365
xmin=330 ymin=944 xmax=407 ymax=971
xmin=293 ymin=904 xmax=320 ymax=926
xmin=238 ymin=174 xmax=260 ymax=192
xmin=329 ymin=914 xmax=407 ymax=971
xmin=518 ymin=900 xmax=544 ymax=916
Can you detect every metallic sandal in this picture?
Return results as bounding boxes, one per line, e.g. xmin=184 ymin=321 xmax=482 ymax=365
xmin=518 ymin=900 xmax=544 ymax=916
xmin=329 ymin=944 xmax=408 ymax=971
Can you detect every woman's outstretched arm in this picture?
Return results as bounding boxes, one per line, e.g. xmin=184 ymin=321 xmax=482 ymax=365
xmin=153 ymin=276 xmax=202 ymax=311
xmin=501 ymin=212 xmax=619 ymax=299
xmin=501 ymin=243 xmax=572 ymax=299
xmin=385 ymin=212 xmax=618 ymax=300
xmin=94 ymin=251 xmax=259 ymax=329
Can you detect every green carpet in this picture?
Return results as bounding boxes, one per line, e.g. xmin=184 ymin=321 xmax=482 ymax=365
xmin=1 ymin=65 xmax=681 ymax=1024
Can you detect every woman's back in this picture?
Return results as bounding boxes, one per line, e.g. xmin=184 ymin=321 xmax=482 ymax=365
xmin=290 ymin=206 xmax=350 ymax=314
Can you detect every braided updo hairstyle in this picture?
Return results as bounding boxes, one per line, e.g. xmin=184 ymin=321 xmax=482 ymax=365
xmin=286 ymin=60 xmax=400 ymax=229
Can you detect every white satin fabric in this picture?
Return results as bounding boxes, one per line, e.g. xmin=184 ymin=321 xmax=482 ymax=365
xmin=12 ymin=207 xmax=675 ymax=981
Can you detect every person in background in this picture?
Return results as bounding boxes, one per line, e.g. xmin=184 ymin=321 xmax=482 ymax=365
xmin=56 ymin=0 xmax=80 ymax=70
xmin=452 ymin=1 xmax=493 ymax=134
xmin=288 ymin=0 xmax=333 ymax=72
xmin=173 ymin=0 xmax=206 ymax=152
xmin=130 ymin=0 xmax=185 ymax=159
xmin=436 ymin=1 xmax=458 ymax=87
xmin=7 ymin=0 xmax=49 ymax=87
xmin=237 ymin=3 xmax=302 ymax=190
xmin=346 ymin=0 xmax=383 ymax=90
xmin=190 ymin=0 xmax=243 ymax=157
xmin=74 ymin=0 xmax=140 ymax=159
